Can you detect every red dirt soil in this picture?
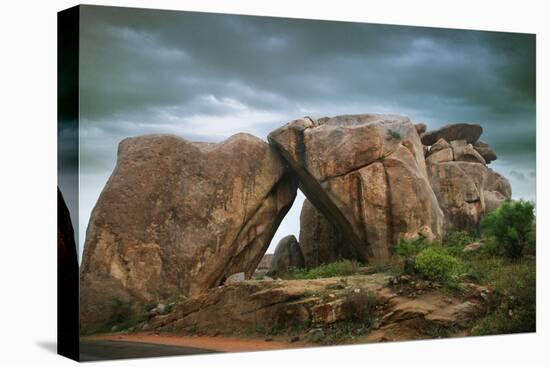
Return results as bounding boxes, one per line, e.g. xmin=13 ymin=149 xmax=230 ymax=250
xmin=84 ymin=333 xmax=296 ymax=353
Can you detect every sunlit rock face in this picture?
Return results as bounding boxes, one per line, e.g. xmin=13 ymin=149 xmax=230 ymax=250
xmin=80 ymin=133 xmax=297 ymax=333
xmin=269 ymin=114 xmax=445 ymax=264
xmin=423 ymin=124 xmax=511 ymax=231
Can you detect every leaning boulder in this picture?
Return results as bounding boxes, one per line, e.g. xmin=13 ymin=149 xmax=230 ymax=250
xmin=421 ymin=123 xmax=482 ymax=146
xmin=268 ymin=235 xmax=305 ymax=275
xmin=80 ymin=133 xmax=297 ymax=333
xmin=268 ymin=114 xmax=444 ymax=263
xmin=299 ymin=199 xmax=361 ymax=268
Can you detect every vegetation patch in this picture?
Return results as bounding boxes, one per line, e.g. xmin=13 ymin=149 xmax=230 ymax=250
xmin=286 ymin=260 xmax=362 ymax=280
xmin=480 ymin=200 xmax=535 ymax=260
xmin=414 ymin=247 xmax=463 ymax=282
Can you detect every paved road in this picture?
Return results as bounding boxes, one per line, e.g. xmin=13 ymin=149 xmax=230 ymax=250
xmin=80 ymin=339 xmax=218 ymax=361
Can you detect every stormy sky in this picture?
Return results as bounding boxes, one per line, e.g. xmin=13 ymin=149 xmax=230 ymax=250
xmin=73 ymin=5 xmax=536 ymax=259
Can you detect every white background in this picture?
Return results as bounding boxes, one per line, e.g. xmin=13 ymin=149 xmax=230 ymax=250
xmin=0 ymin=0 xmax=548 ymax=365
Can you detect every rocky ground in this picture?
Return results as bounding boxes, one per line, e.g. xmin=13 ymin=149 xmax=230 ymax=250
xmin=99 ymin=270 xmax=491 ymax=348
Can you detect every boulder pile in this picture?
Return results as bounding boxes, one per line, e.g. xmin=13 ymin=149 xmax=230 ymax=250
xmin=80 ymin=114 xmax=511 ymax=333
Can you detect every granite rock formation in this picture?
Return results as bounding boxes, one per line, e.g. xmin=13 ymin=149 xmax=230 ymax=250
xmin=80 ymin=133 xmax=297 ymax=333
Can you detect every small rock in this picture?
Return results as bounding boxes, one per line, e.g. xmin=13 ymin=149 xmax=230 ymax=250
xmin=224 ymin=272 xmax=246 ymax=285
xmin=353 ymin=288 xmax=361 ymax=293
xmin=290 ymin=336 xmax=300 ymax=343
xmin=463 ymin=242 xmax=484 ymax=253
xmin=157 ymin=303 xmax=166 ymax=314
xmin=508 ymin=309 xmax=514 ymax=317
xmin=265 ymin=337 xmax=273 ymax=342
xmin=444 ymin=297 xmax=453 ymax=304
xmin=111 ymin=325 xmax=118 ymax=332
xmin=328 ymin=293 xmax=336 ymax=299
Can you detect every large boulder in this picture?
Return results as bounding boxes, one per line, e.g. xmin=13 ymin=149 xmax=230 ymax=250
xmin=80 ymin=133 xmax=297 ymax=333
xmin=473 ymin=141 xmax=497 ymax=163
xmin=421 ymin=123 xmax=482 ymax=146
xmin=268 ymin=114 xmax=445 ymax=263
xmin=299 ymin=199 xmax=360 ymax=268
xmin=427 ymin=161 xmax=511 ymax=231
xmin=268 ymin=235 xmax=305 ymax=275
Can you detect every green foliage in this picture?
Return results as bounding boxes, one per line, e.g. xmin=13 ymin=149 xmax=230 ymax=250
xmin=393 ymin=237 xmax=429 ymax=258
xmin=347 ymin=291 xmax=377 ymax=322
xmin=445 ymin=231 xmax=476 ymax=247
xmin=414 ymin=247 xmax=462 ymax=282
xmin=287 ymin=260 xmax=361 ymax=280
xmin=386 ymin=129 xmax=402 ymax=141
xmin=481 ymin=200 xmax=535 ymax=260
xmin=473 ymin=259 xmax=536 ymax=335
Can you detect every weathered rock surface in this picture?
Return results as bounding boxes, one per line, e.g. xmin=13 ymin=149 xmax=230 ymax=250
xmin=427 ymin=161 xmax=511 ymax=230
xmin=414 ymin=123 xmax=427 ymax=135
xmin=299 ymin=199 xmax=360 ymax=267
xmin=138 ymin=274 xmax=490 ymax=342
xmin=80 ymin=133 xmax=297 ymax=333
xmin=268 ymin=235 xmax=305 ymax=275
xmin=421 ymin=123 xmax=483 ymax=146
xmin=473 ymin=141 xmax=497 ymax=163
xmin=450 ymin=140 xmax=486 ymax=164
xmin=269 ymin=114 xmax=444 ymax=263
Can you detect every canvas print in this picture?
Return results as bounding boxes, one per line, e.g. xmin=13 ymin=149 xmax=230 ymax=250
xmin=57 ymin=5 xmax=536 ymax=361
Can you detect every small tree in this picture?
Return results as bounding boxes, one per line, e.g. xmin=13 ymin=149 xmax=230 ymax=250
xmin=480 ymin=200 xmax=535 ymax=260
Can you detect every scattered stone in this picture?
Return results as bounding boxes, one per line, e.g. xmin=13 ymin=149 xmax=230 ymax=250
xmin=463 ymin=241 xmax=484 ymax=253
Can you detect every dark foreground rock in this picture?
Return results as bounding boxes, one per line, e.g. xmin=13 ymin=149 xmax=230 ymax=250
xmin=299 ymin=199 xmax=361 ymax=267
xmin=80 ymin=133 xmax=297 ymax=334
xmin=268 ymin=235 xmax=305 ymax=276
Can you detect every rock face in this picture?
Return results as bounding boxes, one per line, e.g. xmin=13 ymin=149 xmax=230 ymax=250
xmin=299 ymin=199 xmax=360 ymax=267
xmin=268 ymin=235 xmax=305 ymax=275
xmin=268 ymin=114 xmax=445 ymax=263
xmin=422 ymin=124 xmax=511 ymax=231
xmin=80 ymin=133 xmax=297 ymax=333
xmin=421 ymin=123 xmax=482 ymax=145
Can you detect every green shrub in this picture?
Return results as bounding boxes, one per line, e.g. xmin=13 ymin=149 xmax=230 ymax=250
xmin=393 ymin=237 xmax=429 ymax=258
xmin=445 ymin=231 xmax=476 ymax=247
xmin=414 ymin=247 xmax=462 ymax=281
xmin=288 ymin=260 xmax=361 ymax=279
xmin=481 ymin=200 xmax=535 ymax=260
xmin=386 ymin=129 xmax=402 ymax=141
xmin=473 ymin=259 xmax=536 ymax=335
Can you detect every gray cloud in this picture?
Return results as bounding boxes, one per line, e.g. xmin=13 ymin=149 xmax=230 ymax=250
xmin=77 ymin=5 xmax=536 ymax=255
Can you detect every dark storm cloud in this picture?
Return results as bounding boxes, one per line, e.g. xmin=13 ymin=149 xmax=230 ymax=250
xmin=76 ymin=5 xmax=536 ymax=253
